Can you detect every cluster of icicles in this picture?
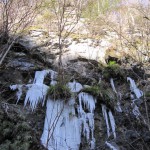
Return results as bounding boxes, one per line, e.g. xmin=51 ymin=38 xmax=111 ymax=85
xmin=10 ymin=70 xmax=143 ymax=150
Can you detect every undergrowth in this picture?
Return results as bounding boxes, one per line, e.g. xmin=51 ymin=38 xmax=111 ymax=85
xmin=47 ymin=83 xmax=71 ymax=100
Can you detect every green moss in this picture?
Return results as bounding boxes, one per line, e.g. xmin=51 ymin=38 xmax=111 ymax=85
xmin=82 ymin=83 xmax=116 ymax=109
xmin=103 ymin=61 xmax=125 ymax=79
xmin=47 ymin=83 xmax=72 ymax=100
xmin=82 ymin=86 xmax=101 ymax=97
xmin=145 ymin=91 xmax=150 ymax=97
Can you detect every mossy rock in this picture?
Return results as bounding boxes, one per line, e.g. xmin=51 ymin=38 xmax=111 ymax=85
xmin=47 ymin=83 xmax=72 ymax=100
xmin=103 ymin=61 xmax=125 ymax=80
xmin=82 ymin=83 xmax=116 ymax=110
xmin=82 ymin=85 xmax=101 ymax=97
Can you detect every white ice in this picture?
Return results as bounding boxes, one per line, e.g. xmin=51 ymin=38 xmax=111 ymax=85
xmin=10 ymin=70 xmax=96 ymax=150
xmin=10 ymin=84 xmax=23 ymax=103
xmin=108 ymin=110 xmax=116 ymax=139
xmin=127 ymin=77 xmax=143 ymax=118
xmin=68 ymin=80 xmax=83 ymax=92
xmin=34 ymin=69 xmax=57 ymax=85
xmin=110 ymin=78 xmax=117 ymax=94
xmin=105 ymin=141 xmax=119 ymax=150
xmin=110 ymin=78 xmax=122 ymax=112
xmin=131 ymin=102 xmax=141 ymax=118
xmin=24 ymin=84 xmax=48 ymax=111
xmin=127 ymin=77 xmax=143 ymax=99
xmin=77 ymin=92 xmax=96 ymax=149
xmin=41 ymin=99 xmax=81 ymax=150
xmin=102 ymin=104 xmax=110 ymax=137
xmin=101 ymin=104 xmax=116 ymax=139
xmin=78 ymin=92 xmax=96 ymax=113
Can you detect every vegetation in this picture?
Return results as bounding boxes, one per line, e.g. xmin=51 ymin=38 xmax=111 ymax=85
xmin=103 ymin=61 xmax=125 ymax=79
xmin=47 ymin=83 xmax=72 ymax=100
xmin=83 ymin=85 xmax=101 ymax=97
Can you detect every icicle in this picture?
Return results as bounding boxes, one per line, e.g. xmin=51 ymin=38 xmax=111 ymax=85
xmin=127 ymin=77 xmax=143 ymax=99
xmin=90 ymin=138 xmax=95 ymax=150
xmin=34 ymin=70 xmax=50 ymax=84
xmin=108 ymin=110 xmax=116 ymax=139
xmin=77 ymin=92 xmax=96 ymax=148
xmin=24 ymin=84 xmax=48 ymax=111
xmin=101 ymin=104 xmax=110 ymax=137
xmin=41 ymin=98 xmax=81 ymax=150
xmin=33 ymin=69 xmax=57 ymax=85
xmin=131 ymin=102 xmax=141 ymax=118
xmin=10 ymin=84 xmax=23 ymax=103
xmin=78 ymin=92 xmax=95 ymax=113
xmin=105 ymin=141 xmax=119 ymax=150
xmin=110 ymin=78 xmax=117 ymax=94
xmin=68 ymin=80 xmax=83 ymax=92
xmin=110 ymin=78 xmax=122 ymax=112
xmin=127 ymin=77 xmax=143 ymax=118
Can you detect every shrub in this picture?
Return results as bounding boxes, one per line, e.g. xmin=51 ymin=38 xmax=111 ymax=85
xmin=82 ymin=85 xmax=101 ymax=97
xmin=47 ymin=83 xmax=72 ymax=100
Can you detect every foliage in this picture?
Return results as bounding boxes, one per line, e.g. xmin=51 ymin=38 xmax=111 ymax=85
xmin=82 ymin=82 xmax=116 ymax=110
xmin=47 ymin=83 xmax=72 ymax=100
xmin=82 ymin=85 xmax=101 ymax=97
xmin=103 ymin=61 xmax=125 ymax=79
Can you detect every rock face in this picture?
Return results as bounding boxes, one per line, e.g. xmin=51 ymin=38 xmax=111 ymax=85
xmin=0 ymin=31 xmax=150 ymax=150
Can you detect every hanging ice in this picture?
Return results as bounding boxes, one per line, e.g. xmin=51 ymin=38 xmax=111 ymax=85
xmin=110 ymin=78 xmax=122 ymax=112
xmin=24 ymin=84 xmax=48 ymax=111
xmin=68 ymin=80 xmax=83 ymax=92
xmin=41 ymin=99 xmax=81 ymax=150
xmin=78 ymin=92 xmax=95 ymax=113
xmin=77 ymin=92 xmax=96 ymax=149
xmin=108 ymin=110 xmax=116 ymax=139
xmin=127 ymin=77 xmax=143 ymax=99
xmin=10 ymin=69 xmax=96 ymax=150
xmin=127 ymin=77 xmax=143 ymax=118
xmin=33 ymin=69 xmax=57 ymax=85
xmin=101 ymin=104 xmax=116 ymax=139
xmin=131 ymin=102 xmax=141 ymax=118
xmin=102 ymin=104 xmax=110 ymax=137
xmin=10 ymin=84 xmax=23 ymax=103
xmin=110 ymin=78 xmax=117 ymax=94
xmin=105 ymin=141 xmax=119 ymax=150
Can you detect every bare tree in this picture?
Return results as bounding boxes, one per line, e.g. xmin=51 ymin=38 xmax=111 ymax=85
xmin=46 ymin=0 xmax=83 ymax=83
xmin=0 ymin=0 xmax=42 ymax=66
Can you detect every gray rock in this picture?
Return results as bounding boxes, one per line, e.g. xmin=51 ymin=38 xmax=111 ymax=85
xmin=125 ymin=130 xmax=139 ymax=140
xmin=6 ymin=58 xmax=35 ymax=71
xmin=143 ymin=131 xmax=150 ymax=142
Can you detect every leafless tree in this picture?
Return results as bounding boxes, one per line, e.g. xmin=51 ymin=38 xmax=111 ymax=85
xmin=0 ymin=0 xmax=42 ymax=66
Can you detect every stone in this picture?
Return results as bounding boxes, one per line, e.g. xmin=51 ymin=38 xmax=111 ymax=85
xmin=6 ymin=58 xmax=35 ymax=71
xmin=143 ymin=131 xmax=150 ymax=142
xmin=125 ymin=130 xmax=139 ymax=140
